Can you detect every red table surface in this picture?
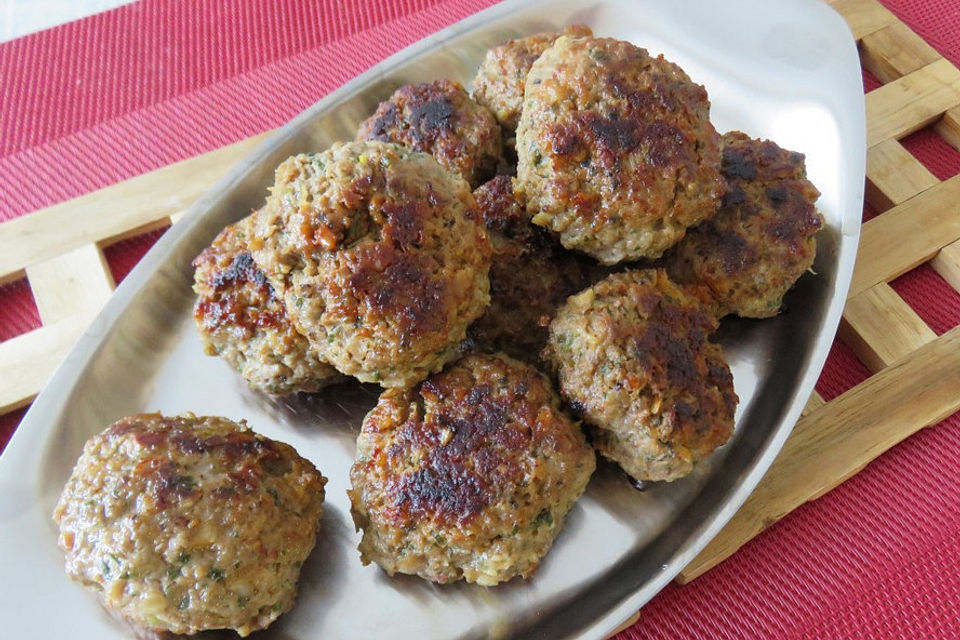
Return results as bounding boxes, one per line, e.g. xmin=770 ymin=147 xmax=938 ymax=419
xmin=1 ymin=0 xmax=959 ymax=637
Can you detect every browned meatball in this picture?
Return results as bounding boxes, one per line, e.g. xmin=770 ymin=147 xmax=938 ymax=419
xmin=467 ymin=175 xmax=594 ymax=362
xmin=472 ymin=24 xmax=593 ymax=133
xmin=348 ymin=353 xmax=595 ymax=585
xmin=53 ymin=413 xmax=326 ymax=637
xmin=516 ymin=36 xmax=724 ymax=264
xmin=356 ymin=79 xmax=502 ymax=188
xmin=544 ymin=269 xmax=738 ymax=482
xmin=248 ymin=141 xmax=492 ymax=388
xmin=192 ymin=216 xmax=344 ymax=394
xmin=665 ymin=131 xmax=823 ymax=318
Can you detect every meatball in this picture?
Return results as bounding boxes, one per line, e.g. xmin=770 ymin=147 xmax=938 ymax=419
xmin=53 ymin=413 xmax=326 ymax=637
xmin=515 ymin=36 xmax=724 ymax=265
xmin=348 ymin=353 xmax=595 ymax=585
xmin=544 ymin=269 xmax=738 ymax=482
xmin=472 ymin=24 xmax=593 ymax=133
xmin=356 ymin=79 xmax=502 ymax=188
xmin=192 ymin=216 xmax=344 ymax=394
xmin=467 ymin=175 xmax=594 ymax=362
xmin=665 ymin=131 xmax=824 ymax=318
xmin=248 ymin=141 xmax=492 ymax=388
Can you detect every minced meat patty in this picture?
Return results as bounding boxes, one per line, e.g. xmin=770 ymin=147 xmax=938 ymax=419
xmin=348 ymin=353 xmax=595 ymax=585
xmin=467 ymin=175 xmax=595 ymax=362
xmin=356 ymin=79 xmax=502 ymax=188
xmin=192 ymin=216 xmax=344 ymax=394
xmin=248 ymin=141 xmax=492 ymax=388
xmin=515 ymin=36 xmax=725 ymax=264
xmin=665 ymin=131 xmax=823 ymax=318
xmin=53 ymin=413 xmax=326 ymax=637
xmin=472 ymin=24 xmax=593 ymax=133
xmin=544 ymin=269 xmax=738 ymax=482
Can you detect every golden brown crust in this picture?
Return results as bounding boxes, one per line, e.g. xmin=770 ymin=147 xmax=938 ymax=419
xmin=248 ymin=141 xmax=492 ymax=388
xmin=472 ymin=25 xmax=593 ymax=132
xmin=544 ymin=269 xmax=737 ymax=482
xmin=53 ymin=413 xmax=326 ymax=637
xmin=349 ymin=353 xmax=595 ymax=585
xmin=356 ymin=80 xmax=502 ymax=188
xmin=193 ymin=223 xmax=281 ymax=332
xmin=516 ymin=36 xmax=724 ymax=264
xmin=473 ymin=173 xmax=538 ymax=242
xmin=192 ymin=217 xmax=343 ymax=394
xmin=467 ymin=175 xmax=595 ymax=362
xmin=666 ymin=131 xmax=823 ymax=318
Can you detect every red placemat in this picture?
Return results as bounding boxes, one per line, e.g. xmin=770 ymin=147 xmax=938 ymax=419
xmin=1 ymin=1 xmax=959 ymax=637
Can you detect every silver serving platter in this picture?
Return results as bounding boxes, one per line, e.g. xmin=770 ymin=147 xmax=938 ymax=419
xmin=0 ymin=0 xmax=864 ymax=638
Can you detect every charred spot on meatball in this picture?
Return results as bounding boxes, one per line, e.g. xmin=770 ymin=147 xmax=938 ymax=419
xmin=192 ymin=216 xmax=343 ymax=394
xmin=544 ymin=269 xmax=737 ymax=482
xmin=516 ymin=36 xmax=724 ymax=264
xmin=357 ymin=80 xmax=502 ymax=188
xmin=348 ymin=353 xmax=595 ymax=585
xmin=247 ymin=141 xmax=492 ymax=388
xmin=665 ymin=131 xmax=823 ymax=318
xmin=53 ymin=413 xmax=326 ymax=637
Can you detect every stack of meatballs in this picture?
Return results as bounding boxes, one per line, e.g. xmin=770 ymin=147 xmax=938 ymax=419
xmin=55 ymin=25 xmax=824 ymax=638
xmin=193 ymin=24 xmax=824 ymax=586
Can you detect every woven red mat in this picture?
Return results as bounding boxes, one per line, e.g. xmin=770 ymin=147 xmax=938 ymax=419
xmin=1 ymin=0 xmax=959 ymax=637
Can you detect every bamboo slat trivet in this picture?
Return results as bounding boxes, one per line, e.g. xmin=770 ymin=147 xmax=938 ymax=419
xmin=0 ymin=1 xmax=958 ymax=621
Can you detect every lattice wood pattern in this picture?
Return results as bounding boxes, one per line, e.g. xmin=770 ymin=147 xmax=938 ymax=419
xmin=0 ymin=1 xmax=958 ymax=609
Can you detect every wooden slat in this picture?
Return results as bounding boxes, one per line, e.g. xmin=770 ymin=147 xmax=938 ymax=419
xmin=25 ymin=244 xmax=115 ymax=324
xmin=0 ymin=314 xmax=92 ymax=413
xmin=802 ymin=391 xmax=827 ymax=415
xmin=850 ymin=174 xmax=960 ymax=297
xmin=935 ymin=105 xmax=960 ymax=151
xmin=838 ymin=282 xmax=937 ymax=372
xmin=829 ymin=0 xmax=897 ymax=40
xmin=859 ymin=21 xmax=941 ymax=83
xmin=865 ymin=138 xmax=939 ymax=211
xmin=610 ymin=612 xmax=640 ymax=636
xmin=0 ymin=131 xmax=272 ymax=285
xmin=866 ymin=58 xmax=960 ymax=147
xmin=931 ymin=238 xmax=960 ymax=292
xmin=678 ymin=325 xmax=960 ymax=583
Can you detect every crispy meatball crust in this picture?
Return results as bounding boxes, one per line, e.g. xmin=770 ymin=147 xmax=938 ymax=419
xmin=192 ymin=216 xmax=343 ymax=394
xmin=356 ymin=80 xmax=502 ymax=188
xmin=249 ymin=141 xmax=492 ymax=388
xmin=544 ymin=269 xmax=738 ymax=482
xmin=467 ymin=175 xmax=594 ymax=362
xmin=666 ymin=131 xmax=824 ymax=318
xmin=472 ymin=25 xmax=593 ymax=133
xmin=348 ymin=353 xmax=596 ymax=585
xmin=516 ymin=36 xmax=725 ymax=265
xmin=53 ymin=413 xmax=326 ymax=637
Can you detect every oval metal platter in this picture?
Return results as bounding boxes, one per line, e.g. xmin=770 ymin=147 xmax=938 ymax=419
xmin=0 ymin=0 xmax=864 ymax=638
